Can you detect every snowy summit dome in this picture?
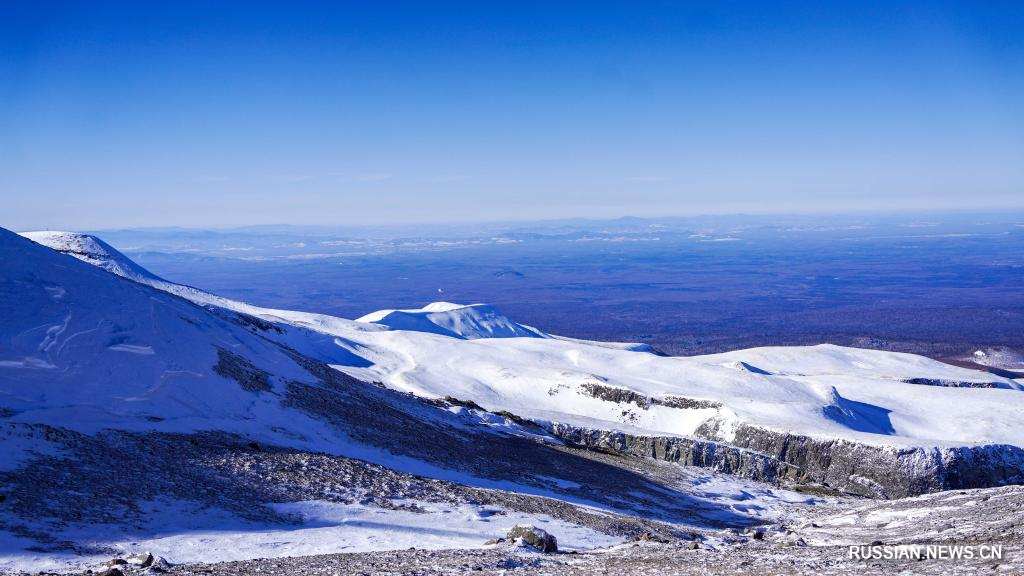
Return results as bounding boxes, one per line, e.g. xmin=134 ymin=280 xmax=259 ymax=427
xmin=357 ymin=302 xmax=546 ymax=340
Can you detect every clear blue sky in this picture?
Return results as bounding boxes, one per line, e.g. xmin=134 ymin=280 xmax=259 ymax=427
xmin=3 ymin=1 xmax=1023 ymax=229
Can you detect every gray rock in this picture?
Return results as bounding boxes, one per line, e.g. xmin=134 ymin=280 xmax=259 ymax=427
xmin=632 ymin=532 xmax=670 ymax=543
xmin=507 ymin=524 xmax=558 ymax=553
xmin=544 ymin=419 xmax=1024 ymax=498
xmin=147 ymin=555 xmax=171 ymax=571
xmin=127 ymin=551 xmax=154 ymax=567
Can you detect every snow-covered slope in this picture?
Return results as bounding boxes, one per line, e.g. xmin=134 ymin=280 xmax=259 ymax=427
xmin=0 ymin=228 xmax=358 ymax=449
xmin=19 ymin=232 xmax=653 ymax=353
xmin=10 ymin=226 xmax=1024 ymax=574
xmin=357 ymin=302 xmax=546 ymax=339
xmin=18 ymin=230 xmax=385 ymax=343
xmin=14 ymin=229 xmax=1024 ymax=451
xmin=337 ymin=331 xmax=1024 ymax=448
xmin=20 ymin=230 xmax=164 ymax=283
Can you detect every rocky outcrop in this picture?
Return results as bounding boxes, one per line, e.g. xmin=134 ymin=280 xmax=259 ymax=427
xmin=899 ymin=377 xmax=1000 ymax=388
xmin=212 ymin=347 xmax=273 ymax=393
xmin=577 ymin=382 xmax=721 ymax=410
xmin=507 ymin=525 xmax=558 ymax=552
xmin=653 ymin=396 xmax=722 ymax=410
xmin=544 ymin=422 xmax=799 ymax=486
xmin=717 ymin=423 xmax=1024 ymax=498
xmin=544 ymin=420 xmax=1024 ymax=498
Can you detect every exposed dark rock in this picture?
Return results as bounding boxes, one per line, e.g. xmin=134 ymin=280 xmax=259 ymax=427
xmin=128 ymin=551 xmax=154 ymax=567
xmin=717 ymin=422 xmax=1024 ymax=498
xmin=545 ymin=419 xmax=1024 ymax=498
xmin=206 ymin=306 xmax=286 ymax=334
xmin=545 ymin=422 xmax=798 ymax=487
xmin=578 ymin=382 xmax=721 ymax=411
xmin=507 ymin=525 xmax=558 ymax=552
xmin=443 ymin=396 xmax=485 ymax=411
xmin=652 ymin=396 xmax=722 ymax=410
xmin=232 ymin=312 xmax=285 ymax=334
xmin=212 ymin=348 xmax=272 ymax=393
xmin=632 ymin=532 xmax=670 ymax=543
xmin=493 ymin=410 xmax=534 ymax=427
xmin=275 ymin=344 xmax=365 ymax=392
xmin=900 ymin=377 xmax=1000 ymax=388
xmin=579 ymin=382 xmax=651 ymax=408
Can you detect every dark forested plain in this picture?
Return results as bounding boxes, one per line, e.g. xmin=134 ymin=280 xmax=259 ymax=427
xmin=101 ymin=213 xmax=1024 ymax=365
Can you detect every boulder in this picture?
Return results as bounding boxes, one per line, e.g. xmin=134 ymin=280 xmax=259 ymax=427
xmin=506 ymin=524 xmax=558 ymax=553
xmin=147 ymin=555 xmax=171 ymax=572
xmin=127 ymin=551 xmax=154 ymax=567
xmin=631 ymin=532 xmax=670 ymax=543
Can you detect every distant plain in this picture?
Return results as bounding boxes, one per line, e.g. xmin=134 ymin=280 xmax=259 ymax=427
xmin=92 ymin=213 xmax=1024 ymax=366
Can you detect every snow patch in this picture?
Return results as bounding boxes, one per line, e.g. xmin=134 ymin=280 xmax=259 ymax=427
xmin=0 ymin=498 xmax=621 ymax=573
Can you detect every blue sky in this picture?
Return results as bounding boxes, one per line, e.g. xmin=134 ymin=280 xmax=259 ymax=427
xmin=3 ymin=1 xmax=1023 ymax=229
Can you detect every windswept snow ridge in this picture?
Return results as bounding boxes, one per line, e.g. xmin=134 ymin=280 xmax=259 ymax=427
xmin=20 ymin=231 xmax=163 ymax=283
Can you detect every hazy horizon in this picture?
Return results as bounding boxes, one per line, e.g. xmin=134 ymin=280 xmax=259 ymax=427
xmin=9 ymin=206 xmax=1024 ymax=236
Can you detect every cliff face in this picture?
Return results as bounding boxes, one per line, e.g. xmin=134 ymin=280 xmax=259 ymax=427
xmin=722 ymin=423 xmax=1024 ymax=497
xmin=545 ymin=420 xmax=1024 ymax=498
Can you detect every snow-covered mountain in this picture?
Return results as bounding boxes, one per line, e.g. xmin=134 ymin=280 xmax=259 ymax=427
xmin=20 ymin=230 xmax=165 ymax=284
xmin=357 ymin=302 xmax=546 ymax=339
xmin=4 ymin=226 xmax=1024 ymax=572
xmin=1 ymin=229 xmax=363 ymax=448
xmin=15 ymin=229 xmax=1024 ymax=451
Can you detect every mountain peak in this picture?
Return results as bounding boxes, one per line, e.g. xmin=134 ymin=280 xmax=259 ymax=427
xmin=20 ymin=230 xmax=163 ymax=284
xmin=356 ymin=302 xmax=546 ymax=340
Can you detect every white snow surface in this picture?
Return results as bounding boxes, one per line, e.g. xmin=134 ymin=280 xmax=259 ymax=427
xmin=10 ymin=229 xmax=1024 ymax=451
xmin=357 ymin=301 xmax=546 ymax=339
xmin=6 ymin=227 xmax=1024 ymax=571
xmin=0 ymin=463 xmax=820 ymax=574
xmin=0 ymin=498 xmax=621 ymax=573
xmin=3 ymin=230 xmax=358 ymax=448
xmin=20 ymin=231 xmax=163 ymax=283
